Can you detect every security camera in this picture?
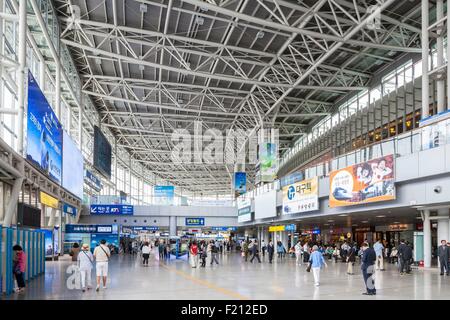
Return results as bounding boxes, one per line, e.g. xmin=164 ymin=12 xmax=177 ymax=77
xmin=433 ymin=186 xmax=442 ymax=194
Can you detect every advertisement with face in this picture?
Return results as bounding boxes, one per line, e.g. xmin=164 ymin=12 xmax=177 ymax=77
xmin=26 ymin=72 xmax=63 ymax=184
xmin=329 ymin=155 xmax=395 ymax=208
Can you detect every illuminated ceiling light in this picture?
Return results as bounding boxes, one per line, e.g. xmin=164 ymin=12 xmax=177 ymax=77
xmin=376 ymin=215 xmax=386 ymax=218
xmin=256 ymin=31 xmax=265 ymax=39
xmin=361 ymin=220 xmax=369 ymax=223
xmin=338 ymin=214 xmax=348 ymax=217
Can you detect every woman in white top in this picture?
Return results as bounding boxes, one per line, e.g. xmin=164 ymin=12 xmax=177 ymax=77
xmin=141 ymin=242 xmax=151 ymax=266
xmin=77 ymin=244 xmax=94 ymax=292
xmin=294 ymin=241 xmax=302 ymax=266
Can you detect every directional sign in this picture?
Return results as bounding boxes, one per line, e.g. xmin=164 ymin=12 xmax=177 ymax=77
xmin=90 ymin=204 xmax=134 ymax=215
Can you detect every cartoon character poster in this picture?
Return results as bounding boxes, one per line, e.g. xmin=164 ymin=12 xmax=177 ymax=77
xmin=329 ymin=155 xmax=395 ymax=207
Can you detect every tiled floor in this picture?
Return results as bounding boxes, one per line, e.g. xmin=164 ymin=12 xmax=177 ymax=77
xmin=3 ymin=253 xmax=450 ymax=300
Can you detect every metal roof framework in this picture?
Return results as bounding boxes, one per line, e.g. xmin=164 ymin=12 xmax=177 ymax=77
xmin=52 ymin=0 xmax=422 ymax=195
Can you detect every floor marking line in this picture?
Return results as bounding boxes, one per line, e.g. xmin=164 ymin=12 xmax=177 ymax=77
xmin=160 ymin=263 xmax=250 ymax=300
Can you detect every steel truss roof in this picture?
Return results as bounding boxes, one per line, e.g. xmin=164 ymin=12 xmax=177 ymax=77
xmin=53 ymin=0 xmax=422 ymax=195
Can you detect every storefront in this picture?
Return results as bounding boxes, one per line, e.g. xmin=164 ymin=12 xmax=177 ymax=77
xmin=64 ymin=224 xmax=119 ymax=253
xmin=321 ymin=227 xmax=352 ymax=244
xmin=352 ymin=226 xmax=375 ymax=245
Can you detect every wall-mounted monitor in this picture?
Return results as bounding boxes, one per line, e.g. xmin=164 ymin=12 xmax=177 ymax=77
xmin=93 ymin=126 xmax=112 ymax=178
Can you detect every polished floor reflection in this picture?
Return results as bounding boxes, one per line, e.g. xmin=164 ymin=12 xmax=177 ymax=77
xmin=3 ymin=253 xmax=450 ymax=300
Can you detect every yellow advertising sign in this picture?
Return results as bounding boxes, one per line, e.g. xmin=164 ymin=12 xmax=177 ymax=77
xmin=269 ymin=225 xmax=285 ymax=232
xmin=329 ymin=155 xmax=395 ymax=208
xmin=282 ymin=177 xmax=319 ymax=214
xmin=40 ymin=191 xmax=59 ymax=209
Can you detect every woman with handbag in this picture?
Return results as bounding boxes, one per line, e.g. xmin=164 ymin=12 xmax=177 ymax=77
xmin=13 ymin=245 xmax=26 ymax=293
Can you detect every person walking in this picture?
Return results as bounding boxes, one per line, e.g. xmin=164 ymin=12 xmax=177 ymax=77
xmin=438 ymin=240 xmax=449 ymax=276
xmin=200 ymin=242 xmax=207 ymax=268
xmin=346 ymin=242 xmax=356 ymax=275
xmin=303 ymin=242 xmax=310 ymax=263
xmin=373 ymin=239 xmax=385 ymax=271
xmin=261 ymin=240 xmax=266 ymax=258
xmin=242 ymin=241 xmax=249 ymax=262
xmin=397 ymin=239 xmax=412 ymax=275
xmin=189 ymin=241 xmax=199 ymax=268
xmin=267 ymin=241 xmax=274 ymax=264
xmin=77 ymin=244 xmax=94 ymax=292
xmin=308 ymin=245 xmax=327 ymax=287
xmin=70 ymin=243 xmax=80 ymax=262
xmin=12 ymin=245 xmax=26 ymax=293
xmin=141 ymin=242 xmax=151 ymax=266
xmin=361 ymin=242 xmax=376 ymax=295
xmin=250 ymin=240 xmax=261 ymax=263
xmin=93 ymin=239 xmax=111 ymax=291
xmin=158 ymin=241 xmax=165 ymax=260
xmin=210 ymin=240 xmax=219 ymax=265
xmin=277 ymin=241 xmax=284 ymax=261
xmin=294 ymin=241 xmax=302 ymax=266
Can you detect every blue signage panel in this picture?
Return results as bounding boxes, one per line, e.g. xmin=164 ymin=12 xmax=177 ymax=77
xmin=211 ymin=227 xmax=237 ymax=232
xmin=65 ymin=224 xmax=118 ymax=234
xmin=285 ymin=224 xmax=296 ymax=231
xmin=185 ymin=217 xmax=205 ymax=226
xmin=62 ymin=203 xmax=77 ymax=217
xmin=90 ymin=204 xmax=134 ymax=215
xmin=121 ymin=226 xmax=159 ymax=234
xmin=84 ymin=170 xmax=103 ymax=191
xmin=26 ymin=72 xmax=63 ymax=184
xmin=154 ymin=185 xmax=175 ymax=205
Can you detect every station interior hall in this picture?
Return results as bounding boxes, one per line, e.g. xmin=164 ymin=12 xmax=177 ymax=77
xmin=0 ymin=0 xmax=450 ymax=300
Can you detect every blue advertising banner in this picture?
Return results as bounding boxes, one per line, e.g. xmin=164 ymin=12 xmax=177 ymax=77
xmin=234 ymin=172 xmax=246 ymax=197
xmin=185 ymin=217 xmax=205 ymax=226
xmin=62 ymin=203 xmax=77 ymax=217
xmin=211 ymin=227 xmax=237 ymax=232
xmin=121 ymin=226 xmax=159 ymax=234
xmin=90 ymin=204 xmax=134 ymax=215
xmin=65 ymin=224 xmax=118 ymax=234
xmin=154 ymin=186 xmax=175 ymax=205
xmin=26 ymin=72 xmax=63 ymax=184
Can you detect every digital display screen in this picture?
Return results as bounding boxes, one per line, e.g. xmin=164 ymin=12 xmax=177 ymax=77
xmin=62 ymin=131 xmax=84 ymax=199
xmin=93 ymin=126 xmax=112 ymax=178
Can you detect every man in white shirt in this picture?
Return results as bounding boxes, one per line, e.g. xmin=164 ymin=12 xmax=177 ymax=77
xmin=93 ymin=239 xmax=111 ymax=291
xmin=77 ymin=244 xmax=94 ymax=292
xmin=294 ymin=241 xmax=302 ymax=266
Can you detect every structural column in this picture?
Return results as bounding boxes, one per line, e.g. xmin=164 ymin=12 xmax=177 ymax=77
xmin=421 ymin=0 xmax=429 ymax=119
xmin=55 ymin=60 xmax=61 ymax=120
xmin=169 ymin=216 xmax=177 ymax=236
xmin=17 ymin=0 xmax=27 ymax=155
xmin=423 ymin=210 xmax=431 ymax=268
xmin=437 ymin=208 xmax=449 ymax=244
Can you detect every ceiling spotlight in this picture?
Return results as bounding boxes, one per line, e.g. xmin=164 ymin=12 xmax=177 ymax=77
xmin=361 ymin=220 xmax=369 ymax=223
xmin=338 ymin=214 xmax=348 ymax=217
xmin=140 ymin=3 xmax=148 ymax=13
xmin=196 ymin=16 xmax=205 ymax=25
xmin=95 ymin=57 xmax=102 ymax=65
xmin=376 ymin=215 xmax=386 ymax=218
xmin=256 ymin=31 xmax=265 ymax=39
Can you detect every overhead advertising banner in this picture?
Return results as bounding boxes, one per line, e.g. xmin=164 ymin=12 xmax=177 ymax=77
xmin=259 ymin=143 xmax=278 ymax=182
xmin=282 ymin=177 xmax=319 ymax=215
xmin=237 ymin=197 xmax=252 ymax=223
xmin=90 ymin=204 xmax=134 ymax=215
xmin=121 ymin=226 xmax=159 ymax=234
xmin=329 ymin=155 xmax=395 ymax=208
xmin=154 ymin=185 xmax=175 ymax=205
xmin=185 ymin=217 xmax=205 ymax=226
xmin=40 ymin=191 xmax=59 ymax=209
xmin=280 ymin=171 xmax=304 ymax=188
xmin=233 ymin=172 xmax=246 ymax=198
xmin=26 ymin=72 xmax=62 ymax=184
xmin=65 ymin=224 xmax=118 ymax=234
xmin=62 ymin=203 xmax=77 ymax=217
xmin=62 ymin=131 xmax=84 ymax=199
xmin=255 ymin=190 xmax=277 ymax=219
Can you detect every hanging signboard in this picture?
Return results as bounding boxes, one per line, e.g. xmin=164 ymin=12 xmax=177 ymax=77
xmin=282 ymin=177 xmax=319 ymax=215
xmin=329 ymin=155 xmax=395 ymax=208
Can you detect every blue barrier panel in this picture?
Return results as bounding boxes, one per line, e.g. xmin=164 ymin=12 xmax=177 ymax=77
xmin=26 ymin=231 xmax=30 ymax=281
xmin=41 ymin=232 xmax=45 ymax=274
xmin=32 ymin=231 xmax=36 ymax=278
xmin=6 ymin=228 xmax=13 ymax=294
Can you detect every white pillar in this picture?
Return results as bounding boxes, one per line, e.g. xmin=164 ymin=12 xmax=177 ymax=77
xmin=169 ymin=216 xmax=177 ymax=236
xmin=17 ymin=0 xmax=27 ymax=156
xmin=423 ymin=210 xmax=431 ymax=268
xmin=55 ymin=61 xmax=61 ymax=121
xmin=437 ymin=209 xmax=449 ymax=244
xmin=421 ymin=0 xmax=429 ymax=119
xmin=436 ymin=0 xmax=445 ymax=113
xmin=48 ymin=207 xmax=56 ymax=227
